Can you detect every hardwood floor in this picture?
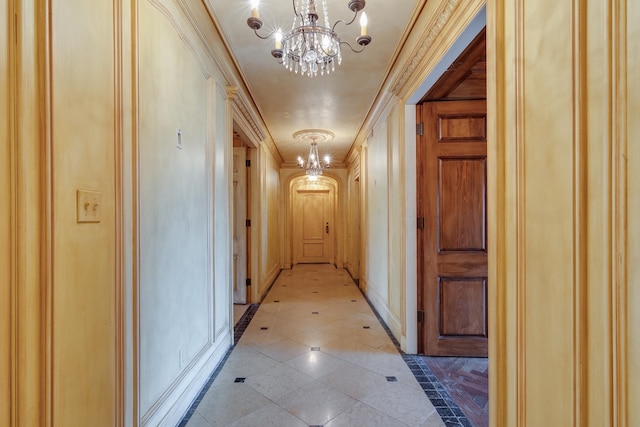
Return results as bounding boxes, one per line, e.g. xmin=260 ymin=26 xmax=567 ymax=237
xmin=421 ymin=357 xmax=489 ymax=427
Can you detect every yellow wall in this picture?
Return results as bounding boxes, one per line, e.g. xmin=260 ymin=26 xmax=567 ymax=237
xmin=254 ymin=142 xmax=282 ymax=301
xmin=48 ymin=1 xmax=119 ymax=425
xmin=5 ymin=0 xmax=637 ymax=425
xmin=352 ymin=0 xmax=638 ymax=423
xmin=3 ymin=0 xmax=260 ymax=425
xmin=487 ymin=0 xmax=639 ymax=424
xmin=628 ymin=1 xmax=640 ymax=422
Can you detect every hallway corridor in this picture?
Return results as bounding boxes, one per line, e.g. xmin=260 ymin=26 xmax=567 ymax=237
xmin=180 ymin=264 xmax=448 ymax=426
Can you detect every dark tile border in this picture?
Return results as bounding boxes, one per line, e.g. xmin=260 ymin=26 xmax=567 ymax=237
xmin=178 ymin=303 xmax=259 ymax=426
xmin=358 ymin=287 xmax=472 ymax=427
xmin=234 ymin=304 xmax=259 ymax=344
xmin=177 ymin=346 xmax=234 ymax=427
xmin=402 ymin=354 xmax=473 ymax=427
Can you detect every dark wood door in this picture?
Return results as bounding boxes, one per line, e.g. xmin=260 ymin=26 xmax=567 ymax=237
xmin=417 ymin=100 xmax=488 ymax=356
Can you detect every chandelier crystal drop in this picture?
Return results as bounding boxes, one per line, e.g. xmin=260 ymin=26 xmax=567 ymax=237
xmin=247 ymin=0 xmax=372 ymax=78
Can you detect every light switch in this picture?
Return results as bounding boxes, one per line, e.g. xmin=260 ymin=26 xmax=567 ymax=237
xmin=77 ymin=189 xmax=102 ymax=223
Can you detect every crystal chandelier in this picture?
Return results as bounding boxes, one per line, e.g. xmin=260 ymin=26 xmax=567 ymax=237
xmin=247 ymin=0 xmax=372 ymax=78
xmin=293 ymin=129 xmax=334 ymax=181
xmin=298 ymin=141 xmax=330 ymax=181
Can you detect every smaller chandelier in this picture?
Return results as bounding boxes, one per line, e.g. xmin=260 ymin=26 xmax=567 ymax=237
xmin=298 ymin=141 xmax=330 ymax=181
xmin=247 ymin=0 xmax=372 ymax=78
xmin=294 ymin=129 xmax=334 ymax=181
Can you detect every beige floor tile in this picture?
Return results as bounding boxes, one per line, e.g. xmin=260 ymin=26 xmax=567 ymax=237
xmin=251 ymin=337 xmax=311 ymax=362
xmin=318 ymin=363 xmax=391 ymax=400
xmin=185 ymin=411 xmax=212 ymax=427
xmin=421 ymin=411 xmax=447 ymax=427
xmin=324 ymin=402 xmax=409 ymax=427
xmin=245 ymin=363 xmax=314 ymax=401
xmin=275 ymin=380 xmax=358 ymax=426
xmin=362 ymin=382 xmax=437 ymax=426
xmin=194 ymin=383 xmax=272 ymax=426
xmin=289 ymin=329 xmax=341 ymax=348
xmin=212 ymin=345 xmax=279 ymax=380
xmin=285 ymin=350 xmax=352 ymax=379
xmin=226 ymin=404 xmax=307 ymax=427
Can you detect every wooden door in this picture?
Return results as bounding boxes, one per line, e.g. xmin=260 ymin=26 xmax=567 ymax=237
xmin=293 ymin=189 xmax=333 ymax=264
xmin=232 ymin=147 xmax=248 ymax=303
xmin=417 ymin=100 xmax=488 ymax=356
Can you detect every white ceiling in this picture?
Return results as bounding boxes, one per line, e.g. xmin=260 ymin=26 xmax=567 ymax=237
xmin=205 ymin=0 xmax=423 ymax=164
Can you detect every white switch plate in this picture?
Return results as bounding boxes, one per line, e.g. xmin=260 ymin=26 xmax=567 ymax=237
xmin=77 ymin=189 xmax=102 ymax=223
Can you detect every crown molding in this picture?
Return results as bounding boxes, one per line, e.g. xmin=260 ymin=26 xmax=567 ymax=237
xmin=390 ymin=0 xmax=462 ymax=97
xmin=232 ymin=94 xmax=265 ymax=145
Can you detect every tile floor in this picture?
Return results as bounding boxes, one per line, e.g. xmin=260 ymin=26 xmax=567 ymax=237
xmin=181 ymin=264 xmax=456 ymax=427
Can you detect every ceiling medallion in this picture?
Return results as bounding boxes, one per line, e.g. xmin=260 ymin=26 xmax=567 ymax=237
xmin=247 ymin=0 xmax=372 ymax=78
xmin=294 ymin=129 xmax=334 ymax=181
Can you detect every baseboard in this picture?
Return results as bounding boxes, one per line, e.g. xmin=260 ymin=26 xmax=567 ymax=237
xmin=259 ymin=263 xmax=281 ymax=302
xmin=140 ymin=331 xmax=232 ymax=427
xmin=364 ymin=285 xmax=403 ymax=344
xmin=345 ymin=266 xmax=360 ymax=287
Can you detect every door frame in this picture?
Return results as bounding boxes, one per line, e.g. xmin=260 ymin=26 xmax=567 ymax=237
xmin=232 ymin=146 xmax=248 ymax=303
xmin=401 ymin=5 xmax=487 ymax=355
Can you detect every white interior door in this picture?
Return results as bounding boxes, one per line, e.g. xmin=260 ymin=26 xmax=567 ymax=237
xmin=232 ymin=147 xmax=247 ymax=303
xmin=293 ymin=189 xmax=333 ymax=264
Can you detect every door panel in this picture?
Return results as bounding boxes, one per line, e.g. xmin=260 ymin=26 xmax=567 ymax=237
xmin=439 ymin=278 xmax=487 ymax=336
xmin=418 ymin=100 xmax=488 ymax=356
xmin=439 ymin=158 xmax=486 ymax=251
xmin=302 ymin=194 xmax=324 ymax=239
xmin=294 ymin=189 xmax=333 ymax=264
xmin=232 ymin=147 xmax=247 ymax=303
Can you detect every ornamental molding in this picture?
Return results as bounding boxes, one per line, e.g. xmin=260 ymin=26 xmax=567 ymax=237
xmin=233 ymin=95 xmax=265 ymax=142
xmin=292 ymin=129 xmax=335 ymax=144
xmin=390 ymin=0 xmax=461 ymax=96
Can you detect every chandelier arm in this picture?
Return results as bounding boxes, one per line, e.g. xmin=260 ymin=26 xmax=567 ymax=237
xmin=340 ymin=40 xmax=366 ymax=54
xmin=331 ymin=12 xmax=359 ymax=33
xmin=292 ymin=0 xmax=303 ymax=18
xmin=253 ymin=28 xmax=276 ymax=40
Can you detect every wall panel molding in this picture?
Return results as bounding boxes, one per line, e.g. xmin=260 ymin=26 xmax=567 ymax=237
xmin=136 ymin=4 xmax=232 ymax=425
xmin=147 ymin=0 xmax=212 ymax=78
xmin=0 ymin=0 xmax=11 ymax=421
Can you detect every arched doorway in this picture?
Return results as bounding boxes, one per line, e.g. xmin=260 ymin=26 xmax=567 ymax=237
xmin=286 ymin=174 xmax=341 ymax=267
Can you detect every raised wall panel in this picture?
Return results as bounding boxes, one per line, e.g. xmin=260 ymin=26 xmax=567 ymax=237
xmin=137 ymin=2 xmax=231 ymax=425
